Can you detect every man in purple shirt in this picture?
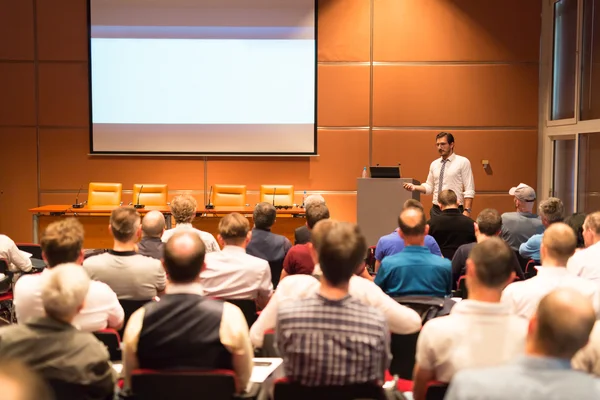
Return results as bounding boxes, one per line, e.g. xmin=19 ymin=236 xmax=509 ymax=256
xmin=375 ymin=199 xmax=442 ymax=272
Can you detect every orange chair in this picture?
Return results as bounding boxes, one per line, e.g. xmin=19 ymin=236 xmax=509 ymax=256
xmin=132 ymin=184 xmax=168 ymax=206
xmin=87 ymin=182 xmax=122 ymax=206
xmin=212 ymin=184 xmax=247 ymax=207
xmin=260 ymin=185 xmax=294 ymax=206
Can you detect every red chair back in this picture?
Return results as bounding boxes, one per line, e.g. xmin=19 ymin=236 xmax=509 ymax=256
xmin=94 ymin=329 xmax=122 ymax=361
xmin=131 ymin=369 xmax=236 ymax=400
xmin=425 ymin=381 xmax=449 ymax=400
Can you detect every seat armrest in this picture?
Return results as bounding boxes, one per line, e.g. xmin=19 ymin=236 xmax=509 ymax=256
xmin=235 ymin=382 xmax=261 ymax=400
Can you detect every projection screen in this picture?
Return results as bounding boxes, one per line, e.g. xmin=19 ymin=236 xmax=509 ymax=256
xmin=89 ymin=0 xmax=317 ymax=155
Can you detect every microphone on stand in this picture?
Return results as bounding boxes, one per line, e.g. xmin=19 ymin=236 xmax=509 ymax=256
xmin=205 ymin=185 xmax=215 ymax=209
xmin=72 ymin=186 xmax=84 ymax=208
xmin=272 ymin=187 xmax=277 ymax=207
xmin=134 ymin=185 xmax=145 ymax=209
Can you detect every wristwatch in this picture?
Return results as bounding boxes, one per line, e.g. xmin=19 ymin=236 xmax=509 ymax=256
xmin=465 ymin=208 xmax=472 ymax=213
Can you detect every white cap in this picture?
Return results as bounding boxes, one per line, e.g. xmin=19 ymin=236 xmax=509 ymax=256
xmin=509 ymin=183 xmax=536 ymax=202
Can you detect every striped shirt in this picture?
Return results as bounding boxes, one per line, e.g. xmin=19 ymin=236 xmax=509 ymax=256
xmin=276 ymin=293 xmax=390 ymax=386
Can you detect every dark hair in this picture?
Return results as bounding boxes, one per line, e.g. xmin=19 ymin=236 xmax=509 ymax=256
xmin=403 ymin=199 xmax=424 ymax=211
xmin=0 ymin=359 xmax=53 ymax=400
xmin=564 ymin=213 xmax=586 ymax=248
xmin=436 ymin=131 xmax=455 ymax=144
xmin=468 ymin=238 xmax=513 ymax=288
xmin=398 ymin=207 xmax=427 ymax=236
xmin=476 ymin=209 xmax=502 ymax=236
xmin=41 ymin=218 xmax=84 ymax=267
xmin=306 ymin=203 xmax=330 ymax=229
xmin=163 ymin=231 xmax=206 ymax=283
xmin=438 ymin=189 xmax=458 ymax=207
xmin=319 ymin=222 xmax=367 ymax=286
xmin=110 ymin=207 xmax=140 ymax=242
xmin=253 ymin=202 xmax=276 ymax=230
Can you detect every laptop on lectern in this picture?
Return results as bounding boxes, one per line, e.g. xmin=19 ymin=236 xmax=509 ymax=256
xmin=369 ymin=165 xmax=401 ymax=178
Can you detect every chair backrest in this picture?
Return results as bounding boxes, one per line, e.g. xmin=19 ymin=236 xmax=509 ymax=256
xmin=212 ymin=184 xmax=247 ymax=207
xmin=365 ymin=245 xmax=376 ymax=274
xmin=457 ymin=275 xmax=468 ymax=299
xmin=524 ymin=259 xmax=538 ymax=279
xmin=131 ymin=369 xmax=236 ymax=400
xmin=394 ymin=296 xmax=450 ymax=323
xmin=47 ymin=378 xmax=114 ymax=400
xmin=94 ymin=329 xmax=122 ymax=361
xmin=0 ymin=259 xmax=11 ymax=294
xmin=133 ymin=184 xmax=168 ymax=206
xmin=274 ymin=378 xmax=386 ymax=400
xmin=119 ymin=299 xmax=152 ymax=337
xmin=87 ymin=182 xmax=122 ymax=206
xmin=269 ymin=259 xmax=284 ymax=289
xmin=389 ymin=332 xmax=419 ymax=380
xmin=224 ymin=299 xmax=257 ymax=327
xmin=260 ymin=185 xmax=294 ymax=206
xmin=425 ymin=382 xmax=449 ymax=400
xmin=16 ymin=243 xmax=42 ymax=259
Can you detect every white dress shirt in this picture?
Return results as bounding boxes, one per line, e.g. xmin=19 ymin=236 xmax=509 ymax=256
xmin=567 ymin=242 xmax=600 ymax=286
xmin=249 ymin=272 xmax=422 ymax=348
xmin=0 ymin=235 xmax=32 ymax=273
xmin=502 ymin=266 xmax=600 ymax=320
xmin=201 ymin=245 xmax=273 ymax=301
xmin=421 ymin=153 xmax=475 ymax=206
xmin=162 ymin=223 xmax=220 ymax=253
xmin=415 ymin=300 xmax=528 ymax=382
xmin=14 ymin=269 xmax=124 ymax=332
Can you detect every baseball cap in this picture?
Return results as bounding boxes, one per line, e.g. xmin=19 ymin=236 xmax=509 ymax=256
xmin=509 ymin=183 xmax=536 ymax=202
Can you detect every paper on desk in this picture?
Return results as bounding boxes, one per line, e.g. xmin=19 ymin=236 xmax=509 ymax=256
xmin=250 ymin=357 xmax=283 ymax=383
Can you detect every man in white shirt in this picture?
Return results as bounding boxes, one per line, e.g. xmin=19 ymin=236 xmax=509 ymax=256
xmin=403 ymin=132 xmax=475 ymax=218
xmin=568 ymin=212 xmax=600 ymax=285
xmin=0 ymin=234 xmax=32 ymax=276
xmin=14 ymin=218 xmax=124 ymax=332
xmin=250 ymin=219 xmax=421 ymax=348
xmin=161 ymin=194 xmax=220 ymax=253
xmin=502 ymin=223 xmax=600 ymax=319
xmin=412 ymin=238 xmax=528 ymax=400
xmin=201 ymin=213 xmax=272 ymax=308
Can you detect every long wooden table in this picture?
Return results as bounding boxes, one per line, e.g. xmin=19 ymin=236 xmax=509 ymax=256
xmin=29 ymin=205 xmax=306 ymax=249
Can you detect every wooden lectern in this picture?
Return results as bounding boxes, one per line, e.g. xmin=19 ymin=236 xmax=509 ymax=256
xmin=357 ymin=178 xmax=420 ymax=246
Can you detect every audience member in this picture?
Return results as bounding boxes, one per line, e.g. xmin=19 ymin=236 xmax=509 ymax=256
xmin=0 ymin=233 xmax=32 ymax=278
xmin=123 ymin=231 xmax=252 ymax=393
xmin=161 ymin=194 xmax=219 ymax=252
xmin=246 ymin=202 xmax=292 ymax=288
xmin=0 ymin=360 xmax=53 ymax=400
xmin=427 ymin=189 xmax=476 ymax=259
xmin=0 ymin=264 xmax=115 ymax=399
xmin=452 ymin=208 xmax=524 ymax=285
xmin=375 ymin=207 xmax=451 ymax=298
xmin=519 ymin=197 xmax=564 ymax=262
xmin=14 ymin=218 xmax=124 ymax=332
xmin=412 ymin=238 xmax=527 ymax=400
xmin=137 ymin=210 xmax=165 ymax=260
xmin=295 ymin=194 xmax=325 ymax=245
xmin=565 ymin=212 xmax=587 ymax=249
xmin=568 ymin=212 xmax=600 ymax=284
xmin=500 ymin=183 xmax=544 ymax=251
xmin=201 ymin=213 xmax=272 ymax=308
xmin=281 ymin=203 xmax=330 ymax=280
xmin=276 ymin=222 xmax=390 ymax=386
xmin=250 ymin=219 xmax=421 ymax=348
xmin=503 ymin=223 xmax=600 ymax=319
xmin=374 ymin=199 xmax=442 ymax=273
xmin=447 ymin=289 xmax=600 ymax=400
xmin=84 ymin=207 xmax=166 ymax=300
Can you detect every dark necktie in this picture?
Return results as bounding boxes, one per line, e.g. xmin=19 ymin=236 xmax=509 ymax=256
xmin=438 ymin=159 xmax=448 ymax=195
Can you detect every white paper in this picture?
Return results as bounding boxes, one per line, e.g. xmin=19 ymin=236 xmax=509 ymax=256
xmin=250 ymin=357 xmax=283 ymax=383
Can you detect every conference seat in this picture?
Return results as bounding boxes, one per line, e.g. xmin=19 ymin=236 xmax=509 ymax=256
xmin=260 ymin=185 xmax=294 ymax=206
xmin=273 ymin=377 xmax=387 ymax=400
xmin=224 ymin=299 xmax=258 ymax=327
xmin=119 ymin=299 xmax=153 ymax=337
xmin=94 ymin=328 xmax=122 ymax=361
xmin=0 ymin=259 xmax=13 ymax=324
xmin=16 ymin=243 xmax=42 ymax=260
xmin=87 ymin=182 xmax=123 ymax=207
xmin=47 ymin=379 xmax=114 ymax=400
xmin=212 ymin=184 xmax=247 ymax=207
xmin=133 ymin=184 xmax=168 ymax=206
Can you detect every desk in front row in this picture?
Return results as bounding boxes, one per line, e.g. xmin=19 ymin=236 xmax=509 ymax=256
xmin=29 ymin=205 xmax=306 ymax=249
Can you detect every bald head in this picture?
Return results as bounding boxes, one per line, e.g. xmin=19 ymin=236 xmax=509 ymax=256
xmin=532 ymin=288 xmax=595 ymax=359
xmin=541 ymin=222 xmax=577 ymax=265
xmin=142 ymin=210 xmax=166 ymax=238
xmin=398 ymin=207 xmax=427 ymax=237
xmin=163 ymin=231 xmax=206 ymax=283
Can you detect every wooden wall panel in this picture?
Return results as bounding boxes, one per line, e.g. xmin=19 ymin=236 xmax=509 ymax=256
xmin=0 ymin=2 xmax=35 ymax=60
xmin=372 ymin=130 xmax=538 ymax=192
xmin=373 ymin=64 xmax=538 ymax=127
xmin=0 ymin=128 xmax=38 ymax=241
xmin=39 ymin=128 xmax=205 ymax=191
xmin=317 ymin=0 xmax=370 ymax=62
xmin=317 ymin=65 xmax=370 ymax=127
xmin=373 ymin=0 xmax=541 ymax=62
xmin=38 ymin=63 xmax=89 ymax=126
xmin=0 ymin=63 xmax=36 ymax=126
xmin=36 ymin=0 xmax=88 ymax=61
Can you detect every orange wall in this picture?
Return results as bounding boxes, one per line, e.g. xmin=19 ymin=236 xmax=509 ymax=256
xmin=0 ymin=0 xmax=541 ymax=242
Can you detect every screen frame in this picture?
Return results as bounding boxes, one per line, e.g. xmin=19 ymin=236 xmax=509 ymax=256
xmin=86 ymin=0 xmax=318 ymax=156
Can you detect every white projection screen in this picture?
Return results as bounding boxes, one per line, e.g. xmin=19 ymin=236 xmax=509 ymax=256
xmin=89 ymin=0 xmax=317 ymax=155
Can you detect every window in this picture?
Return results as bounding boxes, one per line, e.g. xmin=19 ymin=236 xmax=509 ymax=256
xmin=580 ymin=0 xmax=600 ymax=120
xmin=553 ymin=138 xmax=576 ymax=213
xmin=551 ymin=0 xmax=578 ymax=121
xmin=577 ymin=132 xmax=600 ymax=211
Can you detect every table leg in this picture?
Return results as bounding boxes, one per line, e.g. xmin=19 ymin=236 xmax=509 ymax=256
xmin=32 ymin=214 xmax=39 ymax=243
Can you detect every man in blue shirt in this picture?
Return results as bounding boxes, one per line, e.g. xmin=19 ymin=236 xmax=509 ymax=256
xmin=374 ymin=199 xmax=442 ymax=273
xmin=519 ymin=197 xmax=564 ymax=263
xmin=446 ymin=288 xmax=600 ymax=400
xmin=375 ymin=207 xmax=451 ymax=298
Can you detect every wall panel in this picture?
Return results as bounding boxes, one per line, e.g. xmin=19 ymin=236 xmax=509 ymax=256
xmin=36 ymin=0 xmax=88 ymax=61
xmin=38 ymin=62 xmax=89 ymax=127
xmin=317 ymin=0 xmax=370 ymax=62
xmin=0 ymin=63 xmax=36 ymax=126
xmin=318 ymin=65 xmax=370 ymax=127
xmin=0 ymin=1 xmax=35 ymax=60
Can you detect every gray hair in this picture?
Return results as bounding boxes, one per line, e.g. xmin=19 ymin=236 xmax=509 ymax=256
xmin=41 ymin=263 xmax=90 ymax=321
xmin=305 ymin=194 xmax=325 ymax=209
